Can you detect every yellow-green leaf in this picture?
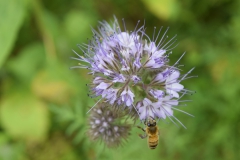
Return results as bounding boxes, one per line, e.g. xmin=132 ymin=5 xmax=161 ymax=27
xmin=0 ymin=92 xmax=49 ymax=142
xmin=142 ymin=0 xmax=179 ymax=20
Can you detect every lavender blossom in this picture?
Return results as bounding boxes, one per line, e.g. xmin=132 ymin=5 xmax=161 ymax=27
xmin=72 ymin=17 xmax=195 ymax=128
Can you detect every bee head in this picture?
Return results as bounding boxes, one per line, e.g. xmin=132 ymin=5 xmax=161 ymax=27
xmin=145 ymin=116 xmax=156 ymax=127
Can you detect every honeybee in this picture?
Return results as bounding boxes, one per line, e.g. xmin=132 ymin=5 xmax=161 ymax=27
xmin=137 ymin=117 xmax=159 ymax=149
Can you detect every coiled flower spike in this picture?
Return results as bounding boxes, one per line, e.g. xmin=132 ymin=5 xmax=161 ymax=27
xmin=88 ymin=102 xmax=131 ymax=148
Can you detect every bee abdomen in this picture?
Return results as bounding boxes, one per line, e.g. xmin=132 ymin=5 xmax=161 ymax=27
xmin=149 ymin=140 xmax=158 ymax=149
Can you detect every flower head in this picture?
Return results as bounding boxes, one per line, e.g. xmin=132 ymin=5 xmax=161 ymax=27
xmin=72 ymin=17 xmax=195 ymax=129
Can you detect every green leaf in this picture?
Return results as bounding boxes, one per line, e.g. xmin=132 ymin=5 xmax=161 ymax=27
xmin=66 ymin=121 xmax=82 ymax=136
xmin=6 ymin=42 xmax=45 ymax=81
xmin=0 ymin=133 xmax=26 ymax=160
xmin=50 ymin=105 xmax=75 ymax=122
xmin=31 ymin=60 xmax=88 ymax=104
xmin=0 ymin=0 xmax=27 ymax=68
xmin=0 ymin=141 xmax=26 ymax=160
xmin=0 ymin=92 xmax=49 ymax=142
xmin=141 ymin=0 xmax=180 ymax=20
xmin=0 ymin=132 xmax=10 ymax=145
xmin=63 ymin=10 xmax=97 ymax=44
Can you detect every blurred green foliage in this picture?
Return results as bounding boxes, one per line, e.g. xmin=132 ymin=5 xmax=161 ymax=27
xmin=0 ymin=0 xmax=240 ymax=159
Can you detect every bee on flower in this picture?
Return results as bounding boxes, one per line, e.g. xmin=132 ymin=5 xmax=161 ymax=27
xmin=72 ymin=17 xmax=195 ymax=147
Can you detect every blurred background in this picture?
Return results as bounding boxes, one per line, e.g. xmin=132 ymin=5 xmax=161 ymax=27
xmin=0 ymin=0 xmax=240 ymax=159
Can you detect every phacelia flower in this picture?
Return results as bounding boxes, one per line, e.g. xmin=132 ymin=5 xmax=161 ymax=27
xmin=72 ymin=17 xmax=195 ymax=128
xmin=88 ymin=102 xmax=131 ymax=148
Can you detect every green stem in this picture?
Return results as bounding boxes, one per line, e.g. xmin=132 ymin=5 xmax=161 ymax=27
xmin=31 ymin=0 xmax=57 ymax=62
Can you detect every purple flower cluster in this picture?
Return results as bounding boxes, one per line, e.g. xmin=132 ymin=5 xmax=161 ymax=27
xmin=72 ymin=17 xmax=195 ymax=147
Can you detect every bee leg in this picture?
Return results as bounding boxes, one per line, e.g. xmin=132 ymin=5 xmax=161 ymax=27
xmin=137 ymin=126 xmax=147 ymax=139
xmin=137 ymin=126 xmax=146 ymax=132
xmin=138 ymin=133 xmax=147 ymax=139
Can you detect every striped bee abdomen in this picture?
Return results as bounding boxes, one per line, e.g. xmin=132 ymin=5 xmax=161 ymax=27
xmin=148 ymin=135 xmax=158 ymax=149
